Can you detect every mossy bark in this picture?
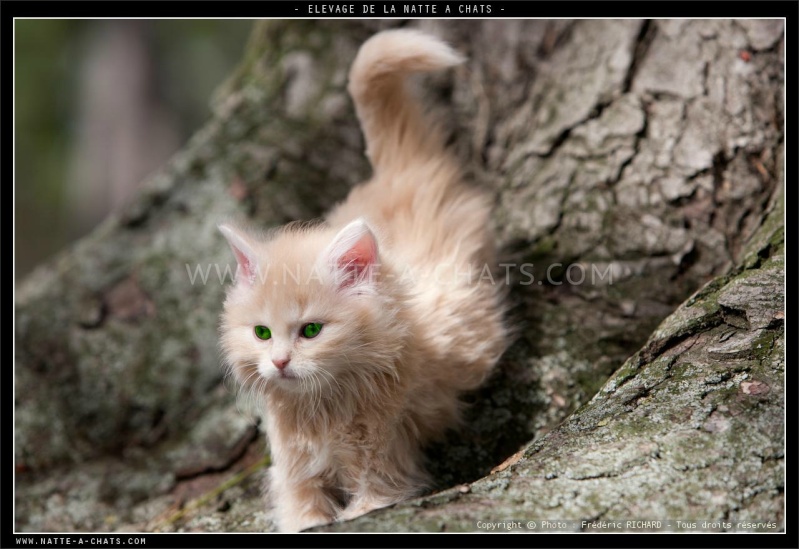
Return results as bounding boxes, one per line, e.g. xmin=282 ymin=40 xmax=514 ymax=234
xmin=15 ymin=19 xmax=784 ymax=533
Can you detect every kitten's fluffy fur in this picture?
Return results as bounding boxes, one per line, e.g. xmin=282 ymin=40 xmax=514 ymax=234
xmin=219 ymin=29 xmax=506 ymax=532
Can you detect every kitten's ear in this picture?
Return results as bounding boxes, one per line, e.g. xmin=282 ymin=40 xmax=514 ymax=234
xmin=322 ymin=218 xmax=379 ymax=290
xmin=218 ymin=224 xmax=260 ymax=286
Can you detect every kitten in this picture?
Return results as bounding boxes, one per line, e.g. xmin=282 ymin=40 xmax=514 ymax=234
xmin=219 ymin=29 xmax=507 ymax=532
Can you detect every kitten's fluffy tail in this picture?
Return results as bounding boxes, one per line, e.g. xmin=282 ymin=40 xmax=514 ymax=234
xmin=347 ymin=29 xmax=465 ymax=174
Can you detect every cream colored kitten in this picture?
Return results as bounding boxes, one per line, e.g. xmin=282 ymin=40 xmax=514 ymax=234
xmin=219 ymin=29 xmax=507 ymax=532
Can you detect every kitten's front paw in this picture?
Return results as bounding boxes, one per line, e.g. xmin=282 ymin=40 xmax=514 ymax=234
xmin=337 ymin=504 xmax=370 ymax=522
xmin=338 ymin=496 xmax=393 ymax=522
xmin=276 ymin=509 xmax=334 ymax=533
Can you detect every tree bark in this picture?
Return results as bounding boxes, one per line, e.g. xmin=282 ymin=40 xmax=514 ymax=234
xmin=15 ymin=19 xmax=784 ymax=533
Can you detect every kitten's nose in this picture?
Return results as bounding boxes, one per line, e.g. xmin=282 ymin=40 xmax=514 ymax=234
xmin=272 ymin=356 xmax=290 ymax=370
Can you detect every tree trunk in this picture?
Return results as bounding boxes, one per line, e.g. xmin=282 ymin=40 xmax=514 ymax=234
xmin=15 ymin=19 xmax=784 ymax=533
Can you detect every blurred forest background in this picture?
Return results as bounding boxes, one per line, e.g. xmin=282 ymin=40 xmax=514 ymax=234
xmin=15 ymin=19 xmax=253 ymax=279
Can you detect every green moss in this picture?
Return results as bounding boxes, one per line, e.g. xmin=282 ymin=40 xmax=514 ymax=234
xmin=609 ymin=362 xmax=639 ymax=387
xmin=670 ymin=360 xmax=702 ymax=380
xmin=611 ymin=416 xmax=664 ymax=439
xmin=685 ymin=276 xmax=728 ymax=308
xmin=740 ymin=187 xmax=784 ymax=270
xmin=751 ymin=329 xmax=780 ymax=363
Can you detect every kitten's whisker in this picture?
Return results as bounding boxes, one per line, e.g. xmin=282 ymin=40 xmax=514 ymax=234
xmin=235 ymin=366 xmax=263 ymax=416
xmin=309 ymin=372 xmax=323 ymax=423
xmin=316 ymin=368 xmax=344 ymax=399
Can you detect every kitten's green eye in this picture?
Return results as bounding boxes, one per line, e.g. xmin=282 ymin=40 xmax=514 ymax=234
xmin=301 ymin=323 xmax=323 ymax=339
xmin=254 ymin=325 xmax=271 ymax=340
